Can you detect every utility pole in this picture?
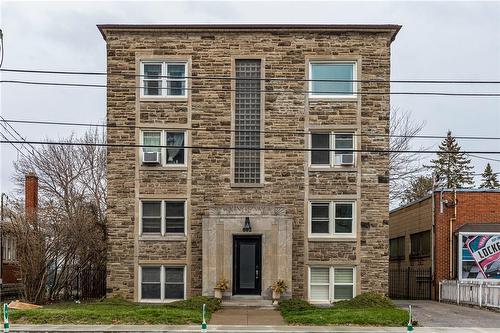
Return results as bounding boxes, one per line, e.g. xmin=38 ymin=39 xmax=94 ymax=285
xmin=0 ymin=193 xmax=7 ymax=302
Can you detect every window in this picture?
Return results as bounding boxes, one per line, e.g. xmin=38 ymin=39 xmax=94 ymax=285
xmin=310 ymin=132 xmax=355 ymax=167
xmin=310 ymin=201 xmax=355 ymax=237
xmin=2 ymin=236 xmax=16 ymax=262
xmin=390 ymin=236 xmax=405 ymax=260
xmin=234 ymin=59 xmax=262 ymax=184
xmin=309 ymin=267 xmax=355 ymax=303
xmin=140 ymin=200 xmax=186 ymax=236
xmin=410 ymin=230 xmax=431 ymax=258
xmin=140 ymin=61 xmax=187 ymax=97
xmin=141 ymin=130 xmax=186 ymax=166
xmin=309 ymin=61 xmax=356 ymax=98
xmin=140 ymin=266 xmax=185 ymax=301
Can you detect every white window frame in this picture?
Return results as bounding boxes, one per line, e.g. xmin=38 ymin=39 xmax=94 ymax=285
xmin=139 ymin=200 xmax=187 ymax=237
xmin=309 ymin=132 xmax=355 ymax=168
xmin=2 ymin=236 xmax=16 ymax=262
xmin=308 ymin=61 xmax=357 ymax=99
xmin=141 ymin=130 xmax=187 ymax=167
xmin=140 ymin=61 xmax=188 ymax=98
xmin=139 ymin=265 xmax=186 ymax=303
xmin=309 ymin=201 xmax=356 ymax=238
xmin=308 ymin=266 xmax=356 ymax=303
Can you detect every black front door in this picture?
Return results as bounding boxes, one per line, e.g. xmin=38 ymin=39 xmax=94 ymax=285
xmin=233 ymin=236 xmax=262 ymax=295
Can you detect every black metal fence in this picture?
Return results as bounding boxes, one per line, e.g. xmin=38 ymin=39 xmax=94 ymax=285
xmin=73 ymin=265 xmax=107 ymax=300
xmin=389 ymin=267 xmax=432 ymax=300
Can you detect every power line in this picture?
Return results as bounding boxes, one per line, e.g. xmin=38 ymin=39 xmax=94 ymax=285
xmin=468 ymin=154 xmax=500 ymax=163
xmin=1 ymin=67 xmax=500 ymax=84
xmin=0 ymin=133 xmax=31 ymax=161
xmin=1 ymin=138 xmax=500 ymax=155
xmin=1 ymin=80 xmax=500 ymax=97
xmin=2 ymin=118 xmax=500 ymax=141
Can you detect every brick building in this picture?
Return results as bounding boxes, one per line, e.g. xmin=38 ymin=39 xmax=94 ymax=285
xmin=98 ymin=24 xmax=401 ymax=303
xmin=389 ymin=189 xmax=500 ymax=298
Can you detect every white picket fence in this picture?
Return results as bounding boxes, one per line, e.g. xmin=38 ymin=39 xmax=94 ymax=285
xmin=439 ymin=280 xmax=500 ymax=308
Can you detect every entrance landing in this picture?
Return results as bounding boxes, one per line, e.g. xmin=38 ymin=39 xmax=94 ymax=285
xmin=210 ymin=307 xmax=286 ymax=326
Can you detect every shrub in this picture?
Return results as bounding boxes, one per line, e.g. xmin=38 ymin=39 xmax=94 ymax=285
xmin=278 ymin=298 xmax=314 ymax=312
xmin=169 ymin=296 xmax=221 ymax=313
xmin=334 ymin=292 xmax=396 ymax=309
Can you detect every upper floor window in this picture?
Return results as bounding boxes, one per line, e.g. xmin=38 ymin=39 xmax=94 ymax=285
xmin=309 ymin=201 xmax=356 ymax=238
xmin=309 ymin=61 xmax=356 ymax=98
xmin=310 ymin=133 xmax=355 ymax=167
xmin=2 ymin=235 xmax=16 ymax=262
xmin=140 ymin=200 xmax=186 ymax=236
xmin=390 ymin=236 xmax=405 ymax=260
xmin=141 ymin=130 xmax=186 ymax=166
xmin=410 ymin=230 xmax=431 ymax=258
xmin=140 ymin=61 xmax=188 ymax=98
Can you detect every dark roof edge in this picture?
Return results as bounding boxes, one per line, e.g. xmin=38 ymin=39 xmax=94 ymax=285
xmin=390 ymin=188 xmax=500 ymax=214
xmin=97 ymin=24 xmax=402 ymax=42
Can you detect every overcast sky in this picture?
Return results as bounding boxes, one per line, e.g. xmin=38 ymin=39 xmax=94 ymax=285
xmin=1 ymin=0 xmax=499 ymax=197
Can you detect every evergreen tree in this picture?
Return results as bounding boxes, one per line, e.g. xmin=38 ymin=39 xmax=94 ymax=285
xmin=480 ymin=163 xmax=500 ymax=189
xmin=401 ymin=175 xmax=434 ymax=204
xmin=427 ymin=130 xmax=474 ymax=188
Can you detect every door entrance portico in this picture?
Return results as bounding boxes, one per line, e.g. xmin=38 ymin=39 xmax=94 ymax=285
xmin=202 ymin=205 xmax=292 ymax=298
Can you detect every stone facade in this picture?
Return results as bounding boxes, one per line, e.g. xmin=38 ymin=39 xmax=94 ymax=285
xmin=100 ymin=24 xmax=400 ymax=301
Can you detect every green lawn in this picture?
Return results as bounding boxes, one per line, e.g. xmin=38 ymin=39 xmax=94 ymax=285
xmin=279 ymin=293 xmax=410 ymax=327
xmin=9 ymin=296 xmax=220 ymax=325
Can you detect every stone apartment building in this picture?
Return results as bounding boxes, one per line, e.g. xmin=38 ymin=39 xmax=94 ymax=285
xmin=98 ymin=24 xmax=401 ymax=303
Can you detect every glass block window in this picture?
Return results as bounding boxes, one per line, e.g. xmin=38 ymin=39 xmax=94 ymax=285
xmin=140 ymin=61 xmax=187 ymax=97
xmin=309 ymin=201 xmax=355 ymax=237
xmin=141 ymin=266 xmax=161 ymax=299
xmin=140 ymin=266 xmax=185 ymax=301
xmin=234 ymin=59 xmax=261 ymax=184
xmin=309 ymin=266 xmax=355 ymax=303
xmin=310 ymin=62 xmax=356 ymax=97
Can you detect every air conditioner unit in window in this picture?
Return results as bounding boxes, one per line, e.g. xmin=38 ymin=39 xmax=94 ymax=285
xmin=143 ymin=151 xmax=160 ymax=164
xmin=341 ymin=154 xmax=354 ymax=165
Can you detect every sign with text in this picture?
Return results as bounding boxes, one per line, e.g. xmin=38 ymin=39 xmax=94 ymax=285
xmin=460 ymin=233 xmax=500 ymax=280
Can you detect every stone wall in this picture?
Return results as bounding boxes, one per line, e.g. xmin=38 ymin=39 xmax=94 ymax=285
xmin=103 ymin=26 xmax=397 ymax=300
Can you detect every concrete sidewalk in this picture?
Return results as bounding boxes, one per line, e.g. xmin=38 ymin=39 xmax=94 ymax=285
xmin=209 ymin=306 xmax=285 ymax=325
xmin=8 ymin=325 xmax=500 ymax=332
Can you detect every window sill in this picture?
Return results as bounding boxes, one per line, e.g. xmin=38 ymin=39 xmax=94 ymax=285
xmin=139 ymin=235 xmax=187 ymax=242
xmin=308 ymin=236 xmax=357 ymax=242
xmin=308 ymin=166 xmax=357 ymax=172
xmin=308 ymin=95 xmax=358 ymax=101
xmin=230 ymin=183 xmax=265 ymax=188
xmin=139 ymin=298 xmax=185 ymax=303
xmin=139 ymin=96 xmax=188 ymax=102
xmin=140 ymin=165 xmax=188 ymax=171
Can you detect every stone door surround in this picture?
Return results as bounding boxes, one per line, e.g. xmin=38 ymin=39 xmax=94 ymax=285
xmin=202 ymin=205 xmax=293 ymax=298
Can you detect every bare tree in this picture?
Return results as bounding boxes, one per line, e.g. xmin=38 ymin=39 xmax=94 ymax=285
xmin=389 ymin=107 xmax=426 ymax=206
xmin=11 ymin=128 xmax=106 ymax=302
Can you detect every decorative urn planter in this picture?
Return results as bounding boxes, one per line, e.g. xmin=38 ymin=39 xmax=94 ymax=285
xmin=272 ymin=290 xmax=281 ymax=303
xmin=214 ymin=288 xmax=223 ymax=299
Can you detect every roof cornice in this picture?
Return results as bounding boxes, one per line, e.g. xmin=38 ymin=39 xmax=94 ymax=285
xmin=97 ymin=24 xmax=402 ymax=43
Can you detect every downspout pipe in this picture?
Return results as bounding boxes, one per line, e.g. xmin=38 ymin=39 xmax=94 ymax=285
xmin=449 ymin=188 xmax=457 ymax=279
